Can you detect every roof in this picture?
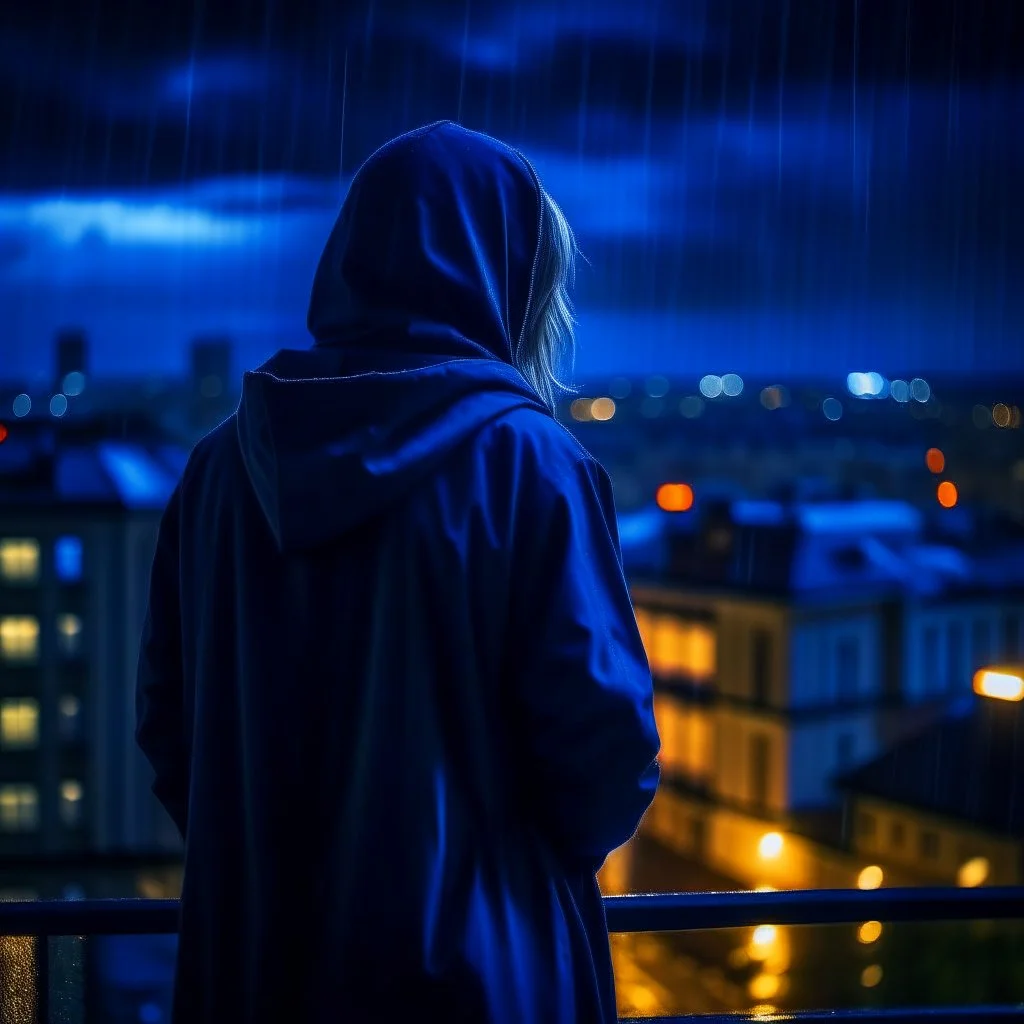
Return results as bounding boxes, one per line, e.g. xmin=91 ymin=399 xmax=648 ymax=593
xmin=0 ymin=416 xmax=186 ymax=511
xmin=620 ymin=497 xmax=1024 ymax=601
xmin=838 ymin=697 xmax=1024 ymax=838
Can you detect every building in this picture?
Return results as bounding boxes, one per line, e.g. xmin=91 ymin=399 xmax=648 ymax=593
xmin=839 ymin=668 xmax=1024 ymax=887
xmin=0 ymin=411 xmax=186 ymax=896
xmin=620 ymin=498 xmax=1024 ymax=890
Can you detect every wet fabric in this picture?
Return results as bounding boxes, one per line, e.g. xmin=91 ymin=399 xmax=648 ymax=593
xmin=136 ymin=121 xmax=660 ymax=1024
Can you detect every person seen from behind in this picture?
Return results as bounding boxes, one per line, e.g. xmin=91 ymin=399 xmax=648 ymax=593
xmin=136 ymin=120 xmax=661 ymax=1024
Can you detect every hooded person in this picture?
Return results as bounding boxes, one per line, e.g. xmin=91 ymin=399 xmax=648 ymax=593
xmin=136 ymin=120 xmax=660 ymax=1024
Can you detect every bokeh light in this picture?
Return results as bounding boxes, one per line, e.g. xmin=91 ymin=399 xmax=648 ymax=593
xmin=656 ymin=483 xmax=694 ymax=513
xmin=925 ymin=448 xmax=945 ymax=474
xmin=937 ymin=481 xmax=959 ymax=508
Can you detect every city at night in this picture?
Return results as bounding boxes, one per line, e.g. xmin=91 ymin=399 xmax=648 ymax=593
xmin=1 ymin=1 xmax=1023 ymax=1021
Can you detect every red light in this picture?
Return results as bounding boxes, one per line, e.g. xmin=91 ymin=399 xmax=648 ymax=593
xmin=937 ymin=481 xmax=958 ymax=509
xmin=0 ymin=423 xmax=8 ymax=444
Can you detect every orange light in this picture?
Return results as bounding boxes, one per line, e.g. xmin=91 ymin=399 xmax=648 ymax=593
xmin=993 ymin=403 xmax=1011 ymax=428
xmin=0 ymin=423 xmax=7 ymax=444
xmin=925 ymin=448 xmax=945 ymax=474
xmin=936 ymin=481 xmax=958 ymax=508
xmin=656 ymin=482 xmax=694 ymax=513
xmin=973 ymin=666 xmax=1024 ymax=702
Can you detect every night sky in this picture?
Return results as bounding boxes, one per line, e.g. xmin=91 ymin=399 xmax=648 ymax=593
xmin=2 ymin=0 xmax=1023 ymax=382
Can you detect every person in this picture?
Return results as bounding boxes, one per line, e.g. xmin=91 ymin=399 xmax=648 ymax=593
xmin=136 ymin=120 xmax=660 ymax=1024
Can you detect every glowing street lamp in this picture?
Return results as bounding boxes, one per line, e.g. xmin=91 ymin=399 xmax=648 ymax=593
xmin=973 ymin=666 xmax=1024 ymax=703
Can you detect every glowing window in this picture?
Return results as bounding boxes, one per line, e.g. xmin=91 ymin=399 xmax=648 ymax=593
xmin=0 ymin=539 xmax=40 ymax=584
xmin=0 ymin=699 xmax=38 ymax=749
xmin=0 ymin=617 xmax=40 ymax=663
xmin=0 ymin=785 xmax=38 ymax=832
xmin=54 ymin=536 xmax=83 ymax=583
xmin=59 ymin=780 xmax=83 ymax=828
xmin=56 ymin=613 xmax=83 ymax=657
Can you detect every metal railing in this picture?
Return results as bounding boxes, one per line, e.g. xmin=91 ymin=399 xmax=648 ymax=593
xmin=0 ymin=886 xmax=1021 ymax=1022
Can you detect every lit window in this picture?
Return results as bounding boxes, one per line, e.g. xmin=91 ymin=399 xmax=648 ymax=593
xmin=0 ymin=617 xmax=40 ymax=663
xmin=54 ymin=536 xmax=83 ymax=583
xmin=0 ymin=785 xmax=38 ymax=832
xmin=56 ymin=613 xmax=83 ymax=657
xmin=0 ymin=699 xmax=38 ymax=749
xmin=0 ymin=539 xmax=40 ymax=584
xmin=58 ymin=695 xmax=82 ymax=741
xmin=647 ymin=615 xmax=717 ymax=680
xmin=59 ymin=780 xmax=83 ymax=828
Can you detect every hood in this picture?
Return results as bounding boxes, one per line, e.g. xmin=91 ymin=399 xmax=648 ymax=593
xmin=236 ymin=122 xmax=550 ymax=553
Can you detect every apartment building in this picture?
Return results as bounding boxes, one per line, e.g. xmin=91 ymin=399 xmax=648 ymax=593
xmin=0 ymin=413 xmax=187 ymax=894
xmin=624 ymin=498 xmax=1024 ymax=889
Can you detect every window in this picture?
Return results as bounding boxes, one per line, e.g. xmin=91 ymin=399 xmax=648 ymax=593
xmin=751 ymin=629 xmax=773 ymax=705
xmin=0 ymin=617 xmax=39 ymax=663
xmin=58 ymin=694 xmax=82 ymax=741
xmin=858 ymin=811 xmax=877 ymax=840
xmin=971 ymin=619 xmax=991 ymax=672
xmin=0 ymin=699 xmax=38 ymax=749
xmin=835 ymin=637 xmax=860 ymax=701
xmin=56 ymin=613 xmax=83 ymax=657
xmin=54 ymin=536 xmax=82 ymax=583
xmin=0 ymin=785 xmax=38 ymax=832
xmin=946 ymin=621 xmax=964 ymax=691
xmin=749 ymin=733 xmax=771 ymax=811
xmin=59 ymin=780 xmax=83 ymax=829
xmin=890 ymin=820 xmax=906 ymax=850
xmin=919 ymin=829 xmax=941 ymax=860
xmin=0 ymin=539 xmax=39 ymax=584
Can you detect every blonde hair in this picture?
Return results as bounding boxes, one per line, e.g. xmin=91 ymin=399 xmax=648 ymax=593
xmin=515 ymin=192 xmax=580 ymax=412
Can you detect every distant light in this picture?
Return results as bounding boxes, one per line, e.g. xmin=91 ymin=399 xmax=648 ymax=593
xmin=760 ymin=386 xmax=788 ymax=410
xmin=645 ymin=375 xmax=670 ymax=398
xmin=699 ymin=374 xmax=724 ymax=399
xmin=910 ymin=378 xmax=931 ymax=403
xmin=936 ymin=481 xmax=958 ymax=508
xmin=758 ymin=832 xmax=784 ymax=860
xmin=1013 ymin=406 xmax=1023 ymax=429
xmin=957 ymin=856 xmax=990 ymax=888
xmin=656 ymin=483 xmax=694 ymax=513
xmin=993 ymin=403 xmax=1011 ymax=428
xmin=721 ymin=373 xmax=744 ymax=397
xmin=569 ymin=399 xmax=593 ymax=422
xmin=822 ymin=397 xmax=843 ymax=421
xmin=590 ymin=397 xmax=616 ymax=422
xmin=62 ymin=371 xmax=86 ymax=397
xmin=751 ymin=925 xmax=777 ymax=949
xmin=0 ymin=423 xmax=6 ymax=444
xmin=925 ymin=448 xmax=945 ymax=474
xmin=847 ymin=372 xmax=869 ymax=396
xmin=857 ymin=865 xmax=884 ymax=890
xmin=857 ymin=921 xmax=883 ymax=944
xmin=866 ymin=372 xmax=887 ymax=397
xmin=679 ymin=395 xmax=705 ymax=418
xmin=60 ymin=779 xmax=83 ymax=803
xmin=609 ymin=377 xmax=631 ymax=399
xmin=54 ymin=536 xmax=83 ymax=583
xmin=972 ymin=404 xmax=993 ymax=429
xmin=12 ymin=395 xmax=31 ymax=418
xmin=748 ymin=974 xmax=780 ymax=1001
xmin=890 ymin=380 xmax=910 ymax=403
xmin=861 ymin=965 xmax=883 ymax=989
xmin=973 ymin=666 xmax=1024 ymax=702
xmin=49 ymin=394 xmax=68 ymax=418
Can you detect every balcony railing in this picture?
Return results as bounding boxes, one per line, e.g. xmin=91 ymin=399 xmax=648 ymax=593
xmin=0 ymin=886 xmax=1021 ymax=1022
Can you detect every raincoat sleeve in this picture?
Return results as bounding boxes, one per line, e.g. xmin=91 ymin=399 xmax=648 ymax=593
xmin=511 ymin=454 xmax=661 ymax=870
xmin=135 ymin=482 xmax=189 ymax=838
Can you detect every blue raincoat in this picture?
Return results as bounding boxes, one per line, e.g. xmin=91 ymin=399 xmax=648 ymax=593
xmin=136 ymin=121 xmax=660 ymax=1024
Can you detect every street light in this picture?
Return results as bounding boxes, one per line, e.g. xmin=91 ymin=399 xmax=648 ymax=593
xmin=973 ymin=666 xmax=1024 ymax=702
